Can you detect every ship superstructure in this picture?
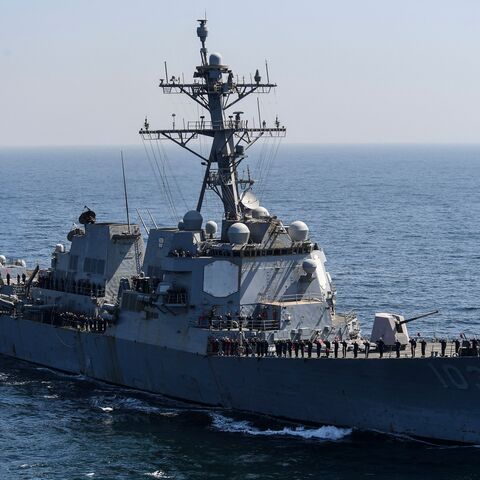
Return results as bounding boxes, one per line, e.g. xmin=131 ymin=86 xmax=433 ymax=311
xmin=1 ymin=20 xmax=480 ymax=444
xmin=135 ymin=19 xmax=358 ymax=347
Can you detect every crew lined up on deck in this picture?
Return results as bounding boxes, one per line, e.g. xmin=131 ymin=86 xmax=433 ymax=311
xmin=208 ymin=336 xmax=478 ymax=358
xmin=0 ymin=273 xmax=26 ymax=286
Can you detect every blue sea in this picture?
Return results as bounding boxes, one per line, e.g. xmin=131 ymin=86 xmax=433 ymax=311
xmin=1 ymin=144 xmax=480 ymax=478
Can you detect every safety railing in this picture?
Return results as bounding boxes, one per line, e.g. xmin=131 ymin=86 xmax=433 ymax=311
xmin=37 ymin=276 xmax=105 ymax=298
xmin=21 ymin=309 xmax=108 ymax=333
xmin=198 ymin=317 xmax=280 ymax=331
xmin=258 ymin=293 xmax=325 ymax=303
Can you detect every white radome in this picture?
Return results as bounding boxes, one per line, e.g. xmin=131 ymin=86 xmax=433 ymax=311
xmin=289 ymin=221 xmax=309 ymax=241
xmin=54 ymin=244 xmax=65 ymax=254
xmin=205 ymin=220 xmax=218 ymax=236
xmin=228 ymin=222 xmax=250 ymax=245
xmin=252 ymin=206 xmax=270 ymax=219
xmin=302 ymin=259 xmax=317 ymax=275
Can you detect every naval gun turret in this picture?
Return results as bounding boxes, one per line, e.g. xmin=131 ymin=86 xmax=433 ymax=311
xmin=370 ymin=310 xmax=438 ymax=346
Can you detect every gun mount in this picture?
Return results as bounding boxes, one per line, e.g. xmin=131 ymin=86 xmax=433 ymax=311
xmin=371 ymin=310 xmax=439 ymax=346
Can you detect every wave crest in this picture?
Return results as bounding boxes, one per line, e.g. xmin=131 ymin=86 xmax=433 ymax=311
xmin=210 ymin=413 xmax=352 ymax=440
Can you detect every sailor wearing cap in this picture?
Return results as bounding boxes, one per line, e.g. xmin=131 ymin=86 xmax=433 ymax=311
xmin=377 ymin=337 xmax=385 ymax=359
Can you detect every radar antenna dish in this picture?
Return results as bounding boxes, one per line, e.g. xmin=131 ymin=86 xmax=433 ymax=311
xmin=240 ymin=189 xmax=260 ymax=210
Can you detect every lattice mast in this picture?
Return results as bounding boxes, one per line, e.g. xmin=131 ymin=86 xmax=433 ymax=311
xmin=140 ymin=20 xmax=286 ymax=230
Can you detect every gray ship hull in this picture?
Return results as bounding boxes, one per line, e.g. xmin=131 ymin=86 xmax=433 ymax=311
xmin=1 ymin=314 xmax=479 ymax=443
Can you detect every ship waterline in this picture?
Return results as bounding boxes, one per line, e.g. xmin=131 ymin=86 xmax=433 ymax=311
xmin=1 ymin=316 xmax=479 ymax=443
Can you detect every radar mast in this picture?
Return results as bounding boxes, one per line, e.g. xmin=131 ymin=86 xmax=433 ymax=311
xmin=140 ymin=20 xmax=286 ymax=236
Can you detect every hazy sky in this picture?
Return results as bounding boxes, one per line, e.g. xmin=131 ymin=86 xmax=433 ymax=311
xmin=1 ymin=0 xmax=479 ymax=146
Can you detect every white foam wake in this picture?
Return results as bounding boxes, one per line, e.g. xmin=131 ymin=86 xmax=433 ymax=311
xmin=145 ymin=470 xmax=172 ymax=479
xmin=210 ymin=413 xmax=352 ymax=441
xmin=91 ymin=395 xmax=180 ymax=417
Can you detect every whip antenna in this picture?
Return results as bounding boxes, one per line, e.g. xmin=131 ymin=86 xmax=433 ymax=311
xmin=121 ymin=151 xmax=131 ymax=233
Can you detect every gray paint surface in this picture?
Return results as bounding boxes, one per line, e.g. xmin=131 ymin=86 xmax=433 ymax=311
xmin=0 ymin=315 xmax=479 ymax=443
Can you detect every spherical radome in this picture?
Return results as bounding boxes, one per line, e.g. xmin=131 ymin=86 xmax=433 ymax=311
xmin=252 ymin=206 xmax=270 ymax=219
xmin=205 ymin=220 xmax=218 ymax=236
xmin=228 ymin=222 xmax=250 ymax=244
xmin=183 ymin=210 xmax=203 ymax=230
xmin=302 ymin=259 xmax=317 ymax=275
xmin=289 ymin=221 xmax=309 ymax=241
xmin=209 ymin=53 xmax=222 ymax=66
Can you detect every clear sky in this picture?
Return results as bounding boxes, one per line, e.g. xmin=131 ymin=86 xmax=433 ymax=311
xmin=1 ymin=0 xmax=479 ymax=146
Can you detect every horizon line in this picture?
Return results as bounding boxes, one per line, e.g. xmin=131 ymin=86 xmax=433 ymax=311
xmin=1 ymin=142 xmax=480 ymax=149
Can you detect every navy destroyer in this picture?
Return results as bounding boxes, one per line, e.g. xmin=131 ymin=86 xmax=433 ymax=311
xmin=1 ymin=20 xmax=480 ymax=444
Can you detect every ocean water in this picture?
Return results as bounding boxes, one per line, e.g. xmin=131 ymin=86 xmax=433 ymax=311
xmin=1 ymin=144 xmax=480 ymax=478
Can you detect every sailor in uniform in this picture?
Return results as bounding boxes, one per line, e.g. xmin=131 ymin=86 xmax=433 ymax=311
xmin=264 ymin=339 xmax=269 ymax=356
xmin=293 ymin=340 xmax=299 ymax=358
xmin=353 ymin=340 xmax=359 ymax=358
xmin=409 ymin=337 xmax=417 ymax=358
xmin=420 ymin=338 xmax=427 ymax=357
xmin=325 ymin=340 xmax=331 ymax=358
xmin=254 ymin=338 xmax=260 ymax=357
xmin=363 ymin=339 xmax=370 ymax=358
xmin=472 ymin=338 xmax=478 ymax=356
xmin=440 ymin=338 xmax=447 ymax=357
xmin=287 ymin=339 xmax=293 ymax=357
xmin=395 ymin=340 xmax=401 ymax=358
xmin=306 ymin=340 xmax=313 ymax=358
xmin=377 ymin=338 xmax=385 ymax=359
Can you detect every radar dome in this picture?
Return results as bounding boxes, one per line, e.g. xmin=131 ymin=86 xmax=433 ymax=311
xmin=205 ymin=220 xmax=218 ymax=237
xmin=209 ymin=53 xmax=222 ymax=66
xmin=228 ymin=223 xmax=250 ymax=245
xmin=15 ymin=259 xmax=26 ymax=267
xmin=252 ymin=206 xmax=270 ymax=219
xmin=0 ymin=255 xmax=5 ymax=265
xmin=289 ymin=221 xmax=309 ymax=242
xmin=55 ymin=244 xmax=65 ymax=253
xmin=177 ymin=221 xmax=185 ymax=230
xmin=183 ymin=210 xmax=203 ymax=230
xmin=302 ymin=259 xmax=317 ymax=275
